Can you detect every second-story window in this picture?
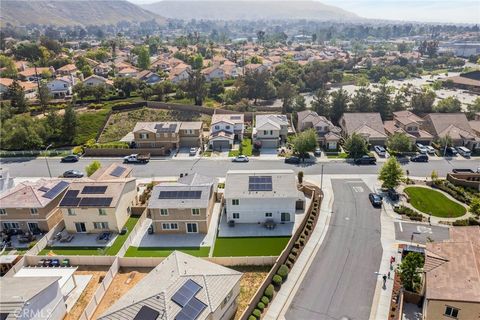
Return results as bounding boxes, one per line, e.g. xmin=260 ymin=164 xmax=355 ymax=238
xmin=140 ymin=133 xmax=149 ymax=139
xmin=215 ymin=125 xmax=220 ymax=130
xmin=232 ymin=199 xmax=239 ymax=206
xmin=0 ymin=209 xmax=6 ymax=215
xmin=226 ymin=125 xmax=231 ymax=130
xmin=30 ymin=208 xmax=39 ymax=215
xmin=160 ymin=209 xmax=168 ymax=216
xmin=98 ymin=208 xmax=107 ymax=215
xmin=192 ymin=208 xmax=200 ymax=215
xmin=67 ymin=208 xmax=76 ymax=216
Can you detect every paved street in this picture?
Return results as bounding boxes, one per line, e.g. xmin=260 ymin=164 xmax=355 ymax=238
xmin=285 ymin=179 xmax=382 ymax=320
xmin=394 ymin=221 xmax=450 ymax=244
xmin=1 ymin=156 xmax=479 ymax=178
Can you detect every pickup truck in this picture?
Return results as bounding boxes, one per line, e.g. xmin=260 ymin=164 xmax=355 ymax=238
xmin=123 ymin=153 xmax=150 ymax=164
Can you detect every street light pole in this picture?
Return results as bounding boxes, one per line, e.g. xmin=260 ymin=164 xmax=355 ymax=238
xmin=45 ymin=144 xmax=53 ymax=178
xmin=320 ymin=164 xmax=324 ymax=190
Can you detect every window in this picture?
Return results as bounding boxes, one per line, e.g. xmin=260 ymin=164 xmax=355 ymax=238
xmin=98 ymin=208 xmax=107 ymax=215
xmin=67 ymin=208 xmax=76 ymax=216
xmin=63 ymin=84 xmax=67 ymax=88
xmin=233 ymin=213 xmax=240 ymax=219
xmin=263 ymin=130 xmax=268 ymax=135
xmin=30 ymin=208 xmax=39 ymax=215
xmin=93 ymin=222 xmax=109 ymax=229
xmin=156 ymin=133 xmax=160 ymax=137
xmin=186 ymin=223 xmax=198 ymax=233
xmin=270 ymin=130 xmax=273 ymax=135
xmin=226 ymin=125 xmax=230 ymax=130
xmin=160 ymin=209 xmax=168 ymax=216
xmin=265 ymin=212 xmax=272 ymax=217
xmin=127 ymin=206 xmax=131 ymax=214
xmin=192 ymin=208 xmax=200 ymax=215
xmin=215 ymin=125 xmax=220 ymax=130
xmin=281 ymin=212 xmax=290 ymax=222
xmin=232 ymin=199 xmax=239 ymax=206
xmin=3 ymin=222 xmax=19 ymax=230
xmin=221 ymin=290 xmax=234 ymax=309
xmin=444 ymin=306 xmax=459 ymax=318
xmin=140 ymin=133 xmax=149 ymax=139
xmin=0 ymin=209 xmax=6 ymax=215
xmin=162 ymin=223 xmax=178 ymax=230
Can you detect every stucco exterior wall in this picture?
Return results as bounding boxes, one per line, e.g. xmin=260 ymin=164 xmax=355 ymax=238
xmin=424 ymin=299 xmax=480 ymax=320
xmin=225 ymin=197 xmax=296 ymax=224
xmin=21 ymin=281 xmax=66 ymax=320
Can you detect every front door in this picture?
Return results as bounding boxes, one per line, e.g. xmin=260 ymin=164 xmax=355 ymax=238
xmin=186 ymin=223 xmax=198 ymax=233
xmin=281 ymin=212 xmax=291 ymax=222
xmin=28 ymin=222 xmax=39 ymax=233
xmin=75 ymin=222 xmax=87 ymax=233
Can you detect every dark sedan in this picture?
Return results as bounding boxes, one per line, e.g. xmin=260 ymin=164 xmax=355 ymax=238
xmin=61 ymin=155 xmax=79 ymax=163
xmin=369 ymin=193 xmax=383 ymax=207
xmin=354 ymin=155 xmax=376 ymax=165
xmin=284 ymin=156 xmax=301 ymax=164
xmin=410 ymin=154 xmax=428 ymax=162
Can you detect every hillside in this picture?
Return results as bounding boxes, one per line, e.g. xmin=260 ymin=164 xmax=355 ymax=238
xmin=142 ymin=0 xmax=359 ymax=21
xmin=0 ymin=0 xmax=165 ymax=26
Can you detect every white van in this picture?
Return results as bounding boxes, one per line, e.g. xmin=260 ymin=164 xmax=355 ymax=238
xmin=456 ymin=146 xmax=471 ymax=158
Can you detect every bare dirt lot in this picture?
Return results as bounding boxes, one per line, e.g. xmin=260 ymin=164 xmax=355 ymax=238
xmin=91 ymin=267 xmax=152 ymax=319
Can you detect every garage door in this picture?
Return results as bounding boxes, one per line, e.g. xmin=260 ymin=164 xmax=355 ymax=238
xmin=212 ymin=140 xmax=230 ymax=151
xmin=261 ymin=139 xmax=279 ymax=148
xmin=180 ymin=137 xmax=200 ymax=148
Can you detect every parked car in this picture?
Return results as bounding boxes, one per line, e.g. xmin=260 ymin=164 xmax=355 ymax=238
xmin=456 ymin=146 xmax=471 ymax=158
xmin=369 ymin=193 xmax=383 ymax=207
xmin=123 ymin=153 xmax=150 ymax=164
xmin=410 ymin=154 xmax=429 ymax=162
xmin=445 ymin=147 xmax=458 ymax=156
xmin=425 ymin=145 xmax=436 ymax=155
xmin=63 ymin=170 xmax=84 ymax=178
xmin=232 ymin=155 xmax=249 ymax=162
xmin=452 ymin=168 xmax=475 ymax=173
xmin=189 ymin=147 xmax=197 ymax=156
xmin=374 ymin=145 xmax=386 ymax=157
xmin=314 ymin=148 xmax=322 ymax=157
xmin=354 ymin=155 xmax=376 ymax=165
xmin=416 ymin=143 xmax=428 ymax=154
xmin=61 ymin=155 xmax=79 ymax=163
xmin=284 ymin=156 xmax=301 ymax=164
xmin=386 ymin=189 xmax=400 ymax=201
xmin=395 ymin=154 xmax=410 ymax=164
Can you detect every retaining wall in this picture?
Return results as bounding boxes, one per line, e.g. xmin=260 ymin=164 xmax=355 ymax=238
xmin=84 ymin=147 xmax=166 ymax=157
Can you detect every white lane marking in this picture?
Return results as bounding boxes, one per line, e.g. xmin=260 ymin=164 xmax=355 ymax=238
xmin=353 ymin=186 xmax=364 ymax=193
xmin=417 ymin=226 xmax=433 ymax=234
xmin=399 ymin=222 xmax=403 ymax=232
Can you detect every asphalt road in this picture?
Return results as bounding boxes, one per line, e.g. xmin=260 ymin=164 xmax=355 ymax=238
xmin=394 ymin=221 xmax=450 ymax=244
xmin=285 ymin=179 xmax=383 ymax=320
xmin=1 ymin=157 xmax=479 ymax=178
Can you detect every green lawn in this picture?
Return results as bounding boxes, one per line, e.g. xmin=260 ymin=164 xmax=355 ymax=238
xmin=404 ymin=187 xmax=466 ymax=218
xmin=124 ymin=246 xmax=210 ymax=257
xmin=213 ymin=237 xmax=290 ymax=257
xmin=228 ymin=138 xmax=253 ymax=157
xmin=38 ymin=216 xmax=140 ymax=256
xmin=326 ymin=152 xmax=348 ymax=159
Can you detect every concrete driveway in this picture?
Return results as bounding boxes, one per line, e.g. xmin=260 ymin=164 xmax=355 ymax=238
xmin=394 ymin=221 xmax=450 ymax=244
xmin=286 ymin=179 xmax=382 ymax=320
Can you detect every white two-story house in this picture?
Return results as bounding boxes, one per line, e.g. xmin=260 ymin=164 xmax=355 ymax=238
xmin=47 ymin=76 xmax=76 ymax=98
xmin=253 ymin=114 xmax=289 ymax=148
xmin=209 ymin=113 xmax=244 ymax=151
xmin=201 ymin=66 xmax=225 ymax=82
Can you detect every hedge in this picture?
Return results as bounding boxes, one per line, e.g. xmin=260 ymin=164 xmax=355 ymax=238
xmin=261 ymin=296 xmax=270 ymax=305
xmin=453 ymin=218 xmax=480 ymax=226
xmin=431 ymin=180 xmax=472 ymax=204
xmin=248 ymin=316 xmax=257 ymax=320
xmin=264 ymin=284 xmax=274 ymax=298
xmin=257 ymin=302 xmax=265 ymax=311
xmin=394 ymin=205 xmax=423 ymax=221
xmin=277 ymin=264 xmax=289 ymax=278
xmin=252 ymin=309 xmax=261 ymax=318
xmin=272 ymin=274 xmax=283 ymax=286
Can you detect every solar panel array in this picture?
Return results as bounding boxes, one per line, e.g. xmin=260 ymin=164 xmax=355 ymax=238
xmin=82 ymin=186 xmax=107 ymax=194
xmin=248 ymin=176 xmax=273 ymax=191
xmin=110 ymin=166 xmax=127 ymax=177
xmin=155 ymin=123 xmax=178 ymax=132
xmin=60 ymin=187 xmax=112 ymax=207
xmin=133 ymin=306 xmax=160 ymax=320
xmin=42 ymin=181 xmax=69 ymax=199
xmin=79 ymin=197 xmax=113 ymax=207
xmin=38 ymin=186 xmax=50 ymax=192
xmin=171 ymin=280 xmax=206 ymax=320
xmin=159 ymin=190 xmax=202 ymax=200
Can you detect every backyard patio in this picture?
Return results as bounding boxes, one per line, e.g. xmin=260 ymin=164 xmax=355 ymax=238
xmin=47 ymin=232 xmax=118 ymax=248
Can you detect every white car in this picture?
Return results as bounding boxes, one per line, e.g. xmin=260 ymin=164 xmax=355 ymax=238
xmin=232 ymin=155 xmax=249 ymax=162
xmin=374 ymin=145 xmax=386 ymax=157
xmin=425 ymin=145 xmax=436 ymax=154
xmin=416 ymin=143 xmax=428 ymax=154
xmin=189 ymin=148 xmax=197 ymax=156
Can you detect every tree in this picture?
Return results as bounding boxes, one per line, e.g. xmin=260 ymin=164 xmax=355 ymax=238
xmin=438 ymin=134 xmax=453 ymax=150
xmin=62 ymin=105 xmax=77 ymax=143
xmin=113 ymin=77 xmax=140 ymax=98
xmin=397 ymin=252 xmax=424 ymax=292
xmin=311 ymin=88 xmax=330 ymax=116
xmin=137 ymin=46 xmax=150 ymax=70
xmin=0 ymin=55 xmax=18 ymax=78
xmin=140 ymin=87 xmax=153 ymax=101
xmin=45 ymin=110 xmax=62 ymax=142
xmin=434 ymin=96 xmax=462 ymax=113
xmin=208 ymin=79 xmax=225 ymax=99
xmin=293 ymin=95 xmax=306 ymax=112
xmin=277 ymin=82 xmax=297 ymax=114
xmin=86 ymin=160 xmax=101 ymax=177
xmin=411 ymin=90 xmax=436 ymax=114
xmin=73 ymin=82 xmax=89 ymax=101
xmin=387 ymin=132 xmax=411 ymax=154
xmin=8 ymin=80 xmax=28 ymax=113
xmin=350 ymin=86 xmax=372 ymax=112
xmin=256 ymin=30 xmax=266 ymax=44
xmin=184 ymin=69 xmax=207 ymax=106
xmin=344 ymin=133 xmax=368 ymax=159
xmin=1 ymin=115 xmax=45 ymax=150
xmin=92 ymin=85 xmax=106 ymax=103
xmin=291 ymin=129 xmax=317 ymax=159
xmin=379 ymin=157 xmax=404 ymax=189
xmin=466 ymin=97 xmax=480 ymax=120
xmin=330 ymin=89 xmax=349 ymax=125
xmin=191 ymin=54 xmax=204 ymax=70
xmin=470 ymin=197 xmax=480 ymax=216
xmin=372 ymin=77 xmax=391 ymax=120
xmin=37 ymin=82 xmax=52 ymax=114
xmin=237 ymin=70 xmax=276 ymax=104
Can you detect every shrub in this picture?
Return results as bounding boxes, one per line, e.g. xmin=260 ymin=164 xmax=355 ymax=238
xmin=257 ymin=302 xmax=265 ymax=311
xmin=252 ymin=309 xmax=262 ymax=318
xmin=288 ymin=253 xmax=296 ymax=262
xmin=272 ymin=274 xmax=283 ymax=286
xmin=431 ymin=180 xmax=472 ymax=204
xmin=85 ymin=160 xmax=101 ymax=177
xmin=72 ymin=146 xmax=84 ymax=155
xmin=277 ymin=264 xmax=290 ymax=278
xmin=261 ymin=296 xmax=270 ymax=305
xmin=453 ymin=217 xmax=480 ymax=226
xmin=248 ymin=316 xmax=257 ymax=320
xmin=264 ymin=284 xmax=274 ymax=298
xmin=393 ymin=205 xmax=423 ymax=221
xmin=291 ymin=247 xmax=299 ymax=255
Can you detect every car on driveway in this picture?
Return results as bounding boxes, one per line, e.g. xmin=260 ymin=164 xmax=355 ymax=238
xmin=425 ymin=145 xmax=436 ymax=154
xmin=373 ymin=145 xmax=386 ymax=157
xmin=63 ymin=170 xmax=84 ymax=178
xmin=416 ymin=143 xmax=428 ymax=154
xmin=395 ymin=154 xmax=410 ymax=164
xmin=232 ymin=155 xmax=249 ymax=162
xmin=314 ymin=148 xmax=322 ymax=157
xmin=410 ymin=154 xmax=429 ymax=162
xmin=189 ymin=147 xmax=198 ymax=156
xmin=284 ymin=156 xmax=301 ymax=164
xmin=386 ymin=189 xmax=400 ymax=201
xmin=354 ymin=155 xmax=376 ymax=165
xmin=61 ymin=155 xmax=79 ymax=163
xmin=368 ymin=193 xmax=383 ymax=207
xmin=445 ymin=147 xmax=458 ymax=156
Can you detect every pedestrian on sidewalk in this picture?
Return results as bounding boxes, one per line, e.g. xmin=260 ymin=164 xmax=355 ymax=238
xmin=388 ymin=271 xmax=391 ymax=279
xmin=383 ymin=274 xmax=387 ymax=286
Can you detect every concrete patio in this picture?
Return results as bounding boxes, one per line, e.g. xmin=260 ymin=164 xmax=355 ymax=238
xmin=47 ymin=232 xmax=118 ymax=248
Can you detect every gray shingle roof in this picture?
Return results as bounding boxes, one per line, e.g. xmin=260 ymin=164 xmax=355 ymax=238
xmin=341 ymin=112 xmax=386 ymax=138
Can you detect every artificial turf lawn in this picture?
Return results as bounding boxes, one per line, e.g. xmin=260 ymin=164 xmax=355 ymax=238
xmin=124 ymin=246 xmax=210 ymax=257
xmin=404 ymin=187 xmax=466 ymax=218
xmin=213 ymin=237 xmax=290 ymax=257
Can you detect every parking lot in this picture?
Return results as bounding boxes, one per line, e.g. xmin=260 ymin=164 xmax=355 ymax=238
xmin=394 ymin=221 xmax=450 ymax=244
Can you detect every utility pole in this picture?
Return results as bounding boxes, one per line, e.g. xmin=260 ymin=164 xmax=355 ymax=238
xmin=320 ymin=164 xmax=324 ymax=190
xmin=44 ymin=143 xmax=53 ymax=178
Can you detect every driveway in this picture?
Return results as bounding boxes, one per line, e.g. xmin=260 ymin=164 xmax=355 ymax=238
xmin=286 ymin=179 xmax=382 ymax=320
xmin=394 ymin=222 xmax=450 ymax=244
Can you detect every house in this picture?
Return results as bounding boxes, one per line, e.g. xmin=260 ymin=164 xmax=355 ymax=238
xmin=47 ymin=76 xmax=76 ymax=98
xmin=98 ymin=251 xmax=242 ymax=320
xmin=339 ymin=112 xmax=388 ymax=146
xmin=444 ymin=70 xmax=480 ymax=92
xmin=243 ymin=63 xmax=267 ymax=74
xmin=0 ymin=179 xmax=69 ymax=234
xmin=93 ymin=63 xmax=112 ymax=77
xmin=83 ymin=75 xmax=114 ymax=89
xmin=224 ymin=170 xmax=303 ymax=224
xmin=423 ymin=226 xmax=480 ymax=319
xmin=168 ymin=63 xmax=191 ymax=83
xmin=297 ymin=110 xmax=342 ymax=150
xmin=117 ymin=67 xmax=139 ymax=78
xmin=209 ymin=113 xmax=244 ymax=151
xmin=201 ymin=66 xmax=225 ymax=81
xmin=58 ymin=178 xmax=136 ymax=234
xmin=220 ymin=62 xmax=239 ymax=78
xmin=383 ymin=110 xmax=434 ymax=145
xmin=148 ymin=174 xmax=216 ymax=234
xmin=56 ymin=64 xmax=78 ymax=76
xmin=253 ymin=114 xmax=289 ymax=148
xmin=135 ymin=70 xmax=162 ymax=84
xmin=422 ymin=113 xmax=480 ymax=150
xmin=0 ymin=78 xmax=36 ymax=99
xmin=132 ymin=121 xmax=203 ymax=151
xmin=89 ymin=163 xmax=133 ymax=181
xmin=469 ymin=113 xmax=480 ymax=136
xmin=18 ymin=67 xmax=54 ymax=81
xmin=0 ymin=276 xmax=67 ymax=320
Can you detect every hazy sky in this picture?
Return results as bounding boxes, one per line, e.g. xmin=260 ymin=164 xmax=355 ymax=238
xmin=129 ymin=0 xmax=480 ymax=24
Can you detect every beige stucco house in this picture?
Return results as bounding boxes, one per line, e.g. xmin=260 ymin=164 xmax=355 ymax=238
xmin=297 ymin=110 xmax=342 ymax=150
xmin=253 ymin=114 xmax=289 ymax=148
xmin=384 ymin=111 xmax=434 ymax=145
xmin=339 ymin=112 xmax=388 ymax=146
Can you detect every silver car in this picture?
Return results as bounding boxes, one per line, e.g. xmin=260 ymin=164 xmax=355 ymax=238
xmin=232 ymin=155 xmax=249 ymax=162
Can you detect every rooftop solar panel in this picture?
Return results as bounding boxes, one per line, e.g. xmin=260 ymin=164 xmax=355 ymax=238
xmin=171 ymin=279 xmax=202 ymax=308
xmin=133 ymin=306 xmax=160 ymax=320
xmin=43 ymin=181 xmax=69 ymax=199
xmin=59 ymin=197 xmax=81 ymax=207
xmin=158 ymin=190 xmax=202 ymax=200
xmin=79 ymin=197 xmax=113 ymax=207
xmin=175 ymin=297 xmax=207 ymax=320
xmin=38 ymin=186 xmax=50 ymax=192
xmin=82 ymin=186 xmax=107 ymax=194
xmin=65 ymin=190 xmax=79 ymax=198
xmin=248 ymin=176 xmax=272 ymax=191
xmin=110 ymin=166 xmax=127 ymax=177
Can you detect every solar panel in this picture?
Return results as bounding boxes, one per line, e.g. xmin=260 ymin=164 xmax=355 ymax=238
xmin=110 ymin=166 xmax=127 ymax=177
xmin=248 ymin=176 xmax=272 ymax=191
xmin=171 ymin=279 xmax=202 ymax=307
xmin=175 ymin=297 xmax=207 ymax=320
xmin=43 ymin=181 xmax=69 ymax=199
xmin=60 ymin=197 xmax=81 ymax=207
xmin=82 ymin=186 xmax=107 ymax=194
xmin=79 ymin=197 xmax=113 ymax=207
xmin=159 ymin=190 xmax=202 ymax=200
xmin=230 ymin=116 xmax=241 ymax=120
xmin=133 ymin=306 xmax=160 ymax=320
xmin=38 ymin=186 xmax=50 ymax=192
xmin=65 ymin=190 xmax=79 ymax=198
